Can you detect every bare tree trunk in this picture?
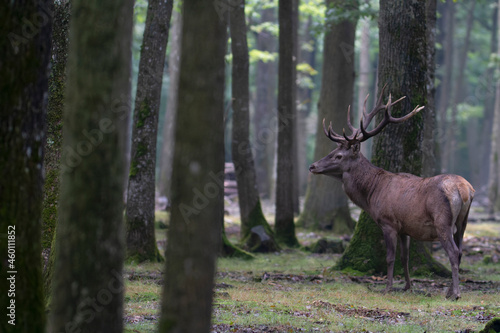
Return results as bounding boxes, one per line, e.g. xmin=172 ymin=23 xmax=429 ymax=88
xmin=158 ymin=9 xmax=182 ymax=199
xmin=437 ymin=1 xmax=454 ymax=173
xmin=49 ymin=0 xmax=134 ymax=331
xmin=446 ymin=0 xmax=476 ymax=173
xmin=298 ymin=0 xmax=356 ymax=233
xmin=275 ymin=0 xmax=300 ymax=247
xmin=0 ymin=1 xmax=52 ymax=331
xmin=488 ymin=0 xmax=500 ymax=217
xmin=125 ymin=0 xmax=173 ymax=263
xmin=158 ymin=0 xmax=226 ymax=331
xmin=253 ymin=8 xmax=277 ymax=199
xmin=230 ymin=0 xmax=278 ymax=252
xmin=358 ymin=17 xmax=372 ymax=159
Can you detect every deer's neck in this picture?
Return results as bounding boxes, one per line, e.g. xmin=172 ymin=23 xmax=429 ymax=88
xmin=342 ymin=154 xmax=385 ymax=212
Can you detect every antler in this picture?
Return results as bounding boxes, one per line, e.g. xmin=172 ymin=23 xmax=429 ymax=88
xmin=323 ymin=85 xmax=424 ymax=146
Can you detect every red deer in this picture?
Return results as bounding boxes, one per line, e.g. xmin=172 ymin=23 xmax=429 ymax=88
xmin=309 ymin=88 xmax=475 ymax=300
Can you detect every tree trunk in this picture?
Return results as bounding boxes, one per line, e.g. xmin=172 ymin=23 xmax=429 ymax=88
xmin=158 ymin=0 xmax=226 ymax=331
xmin=337 ymin=0 xmax=450 ymax=278
xmin=437 ymin=0 xmax=454 ymax=173
xmin=0 ymin=1 xmax=52 ymax=331
xmin=488 ymin=0 xmax=500 ymax=217
xmin=158 ymin=9 xmax=182 ymax=199
xmin=446 ymin=0 xmax=476 ymax=173
xmin=42 ymin=0 xmax=70 ymax=303
xmin=48 ymin=0 xmax=134 ymax=331
xmin=358 ymin=17 xmax=372 ymax=158
xmin=298 ymin=0 xmax=356 ymax=234
xmin=275 ymin=0 xmax=300 ymax=247
xmin=229 ymin=0 xmax=279 ymax=252
xmin=125 ymin=0 xmax=173 ymax=263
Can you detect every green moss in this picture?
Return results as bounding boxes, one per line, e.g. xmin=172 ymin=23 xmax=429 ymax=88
xmin=136 ymin=142 xmax=147 ymax=157
xmin=129 ymin=160 xmax=138 ymax=177
xmin=136 ymin=98 xmax=150 ymax=128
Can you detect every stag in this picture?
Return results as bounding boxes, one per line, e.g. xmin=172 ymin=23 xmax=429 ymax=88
xmin=309 ymin=88 xmax=474 ymax=300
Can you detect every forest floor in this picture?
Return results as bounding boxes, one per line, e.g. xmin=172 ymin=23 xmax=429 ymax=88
xmin=123 ymin=204 xmax=500 ymax=333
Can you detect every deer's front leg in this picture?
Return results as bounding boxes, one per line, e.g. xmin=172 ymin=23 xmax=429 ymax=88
xmin=399 ymin=234 xmax=411 ymax=291
xmin=382 ymin=228 xmax=398 ymax=293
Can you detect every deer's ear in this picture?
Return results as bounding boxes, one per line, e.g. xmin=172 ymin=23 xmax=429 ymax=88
xmin=350 ymin=142 xmax=360 ymax=154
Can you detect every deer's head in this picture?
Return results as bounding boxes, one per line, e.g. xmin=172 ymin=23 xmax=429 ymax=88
xmin=309 ymin=86 xmax=424 ymax=179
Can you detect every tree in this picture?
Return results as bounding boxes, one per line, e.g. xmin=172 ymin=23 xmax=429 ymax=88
xmin=298 ymin=0 xmax=357 ymax=233
xmin=230 ymin=0 xmax=279 ymax=252
xmin=48 ymin=0 xmax=134 ymax=331
xmin=275 ymin=0 xmax=300 ymax=247
xmin=0 ymin=1 xmax=52 ymax=331
xmin=42 ymin=0 xmax=70 ymax=302
xmin=158 ymin=0 xmax=226 ymax=331
xmin=125 ymin=0 xmax=173 ymax=263
xmin=158 ymin=9 xmax=182 ymax=199
xmin=253 ymin=7 xmax=277 ymax=199
xmin=337 ymin=0 xmax=449 ymax=279
xmin=488 ymin=0 xmax=500 ymax=216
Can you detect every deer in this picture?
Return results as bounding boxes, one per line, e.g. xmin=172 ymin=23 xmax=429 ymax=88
xmin=309 ymin=87 xmax=475 ymax=300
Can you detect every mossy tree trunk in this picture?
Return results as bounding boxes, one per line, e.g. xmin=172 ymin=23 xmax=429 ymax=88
xmin=337 ymin=0 xmax=450 ymax=278
xmin=48 ymin=0 xmax=134 ymax=331
xmin=125 ymin=0 xmax=173 ymax=263
xmin=299 ymin=0 xmax=357 ymax=234
xmin=43 ymin=0 xmax=70 ymax=303
xmin=229 ymin=0 xmax=279 ymax=252
xmin=275 ymin=0 xmax=300 ymax=247
xmin=158 ymin=0 xmax=226 ymax=331
xmin=0 ymin=1 xmax=52 ymax=331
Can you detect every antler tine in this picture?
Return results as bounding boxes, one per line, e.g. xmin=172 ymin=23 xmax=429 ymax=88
xmin=322 ymin=118 xmax=345 ymax=143
xmin=362 ymin=86 xmax=389 ymax=129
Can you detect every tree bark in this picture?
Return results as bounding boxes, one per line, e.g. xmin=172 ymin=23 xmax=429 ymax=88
xmin=253 ymin=8 xmax=277 ymax=200
xmin=337 ymin=0 xmax=449 ymax=278
xmin=158 ymin=9 xmax=182 ymax=199
xmin=229 ymin=0 xmax=279 ymax=252
xmin=275 ymin=0 xmax=300 ymax=247
xmin=48 ymin=0 xmax=134 ymax=331
xmin=0 ymin=1 xmax=52 ymax=331
xmin=125 ymin=0 xmax=173 ymax=263
xmin=158 ymin=0 xmax=226 ymax=331
xmin=488 ymin=0 xmax=500 ymax=217
xmin=298 ymin=0 xmax=356 ymax=234
xmin=42 ymin=0 xmax=70 ymax=303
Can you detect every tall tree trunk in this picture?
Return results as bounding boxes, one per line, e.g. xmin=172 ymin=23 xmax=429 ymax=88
xmin=43 ymin=0 xmax=70 ymax=303
xmin=488 ymin=0 xmax=500 ymax=217
xmin=298 ymin=0 xmax=356 ymax=234
xmin=358 ymin=17 xmax=372 ymax=158
xmin=338 ymin=0 xmax=449 ymax=278
xmin=158 ymin=0 xmax=226 ymax=331
xmin=48 ymin=0 xmax=134 ymax=331
xmin=0 ymin=1 xmax=52 ymax=331
xmin=275 ymin=0 xmax=300 ymax=247
xmin=230 ymin=0 xmax=278 ymax=252
xmin=125 ymin=0 xmax=173 ymax=263
xmin=423 ymin=0 xmax=437 ymax=178
xmin=253 ymin=7 xmax=277 ymax=199
xmin=291 ymin=0 xmax=300 ymax=215
xmin=437 ymin=0 xmax=454 ymax=173
xmin=158 ymin=9 xmax=182 ymax=199
xmin=297 ymin=16 xmax=317 ymax=195
xmin=479 ymin=5 xmax=498 ymax=190
xmin=446 ymin=0 xmax=476 ymax=173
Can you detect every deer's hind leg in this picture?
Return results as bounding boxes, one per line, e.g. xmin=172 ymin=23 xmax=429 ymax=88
xmin=399 ymin=234 xmax=411 ymax=291
xmin=436 ymin=215 xmax=461 ymax=300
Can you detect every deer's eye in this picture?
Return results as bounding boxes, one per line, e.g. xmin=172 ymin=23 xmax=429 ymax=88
xmin=335 ymin=155 xmax=342 ymax=160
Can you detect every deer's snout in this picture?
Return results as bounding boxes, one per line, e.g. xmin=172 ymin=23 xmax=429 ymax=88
xmin=309 ymin=164 xmax=318 ymax=174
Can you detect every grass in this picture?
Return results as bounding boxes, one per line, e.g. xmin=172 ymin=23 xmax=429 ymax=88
xmin=123 ymin=211 xmax=500 ymax=332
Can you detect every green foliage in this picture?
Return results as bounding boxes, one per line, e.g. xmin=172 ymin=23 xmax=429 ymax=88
xmin=248 ymin=49 xmax=277 ymax=63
